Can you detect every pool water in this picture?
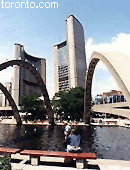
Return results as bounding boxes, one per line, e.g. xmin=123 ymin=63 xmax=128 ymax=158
xmin=0 ymin=124 xmax=130 ymax=161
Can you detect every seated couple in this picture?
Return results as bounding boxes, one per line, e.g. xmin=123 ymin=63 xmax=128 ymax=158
xmin=65 ymin=128 xmax=81 ymax=153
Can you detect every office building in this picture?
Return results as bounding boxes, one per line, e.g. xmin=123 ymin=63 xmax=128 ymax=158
xmin=53 ymin=15 xmax=87 ymax=93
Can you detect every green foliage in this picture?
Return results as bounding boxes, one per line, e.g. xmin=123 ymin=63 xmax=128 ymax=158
xmin=0 ymin=155 xmax=11 ymax=170
xmin=20 ymin=94 xmax=47 ymax=121
xmin=52 ymin=87 xmax=85 ymax=121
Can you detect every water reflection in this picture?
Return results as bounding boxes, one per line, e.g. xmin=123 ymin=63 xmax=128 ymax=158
xmin=0 ymin=124 xmax=130 ymax=160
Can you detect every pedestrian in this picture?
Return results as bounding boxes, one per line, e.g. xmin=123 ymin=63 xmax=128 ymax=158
xmin=64 ymin=122 xmax=71 ymax=139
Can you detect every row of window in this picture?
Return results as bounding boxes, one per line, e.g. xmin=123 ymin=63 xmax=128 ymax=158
xmin=59 ymin=86 xmax=70 ymax=92
xmin=59 ymin=82 xmax=68 ymax=86
xmin=59 ymin=79 xmax=70 ymax=92
xmin=58 ymin=70 xmax=68 ymax=74
xmin=58 ymin=66 xmax=68 ymax=71
xmin=58 ymin=73 xmax=68 ymax=78
xmin=94 ymin=95 xmax=126 ymax=104
xmin=58 ymin=69 xmax=68 ymax=73
xmin=58 ymin=65 xmax=68 ymax=80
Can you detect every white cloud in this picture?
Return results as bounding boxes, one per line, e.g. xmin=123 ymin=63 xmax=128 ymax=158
xmin=86 ymin=33 xmax=130 ymax=97
xmin=86 ymin=33 xmax=130 ymax=70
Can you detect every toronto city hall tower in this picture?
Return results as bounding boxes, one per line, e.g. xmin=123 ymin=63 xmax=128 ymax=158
xmin=53 ymin=15 xmax=87 ymax=94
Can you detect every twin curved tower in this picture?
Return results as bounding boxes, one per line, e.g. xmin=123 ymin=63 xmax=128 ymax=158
xmin=0 ymin=16 xmax=130 ymax=125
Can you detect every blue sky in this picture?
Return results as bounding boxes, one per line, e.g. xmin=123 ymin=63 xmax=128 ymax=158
xmin=0 ymin=0 xmax=130 ymax=98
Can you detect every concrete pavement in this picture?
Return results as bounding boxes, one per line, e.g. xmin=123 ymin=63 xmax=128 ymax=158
xmin=11 ymin=160 xmax=130 ymax=170
xmin=11 ymin=153 xmax=130 ymax=170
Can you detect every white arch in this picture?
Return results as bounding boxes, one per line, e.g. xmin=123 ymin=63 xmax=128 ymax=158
xmin=84 ymin=51 xmax=130 ymax=123
xmin=91 ymin=51 xmax=130 ymax=105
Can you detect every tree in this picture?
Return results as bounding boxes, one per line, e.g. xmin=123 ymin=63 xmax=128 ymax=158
xmin=20 ymin=95 xmax=47 ymax=122
xmin=52 ymin=87 xmax=85 ymax=121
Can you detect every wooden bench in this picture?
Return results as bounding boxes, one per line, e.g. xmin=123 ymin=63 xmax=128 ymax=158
xmin=0 ymin=147 xmax=20 ymax=157
xmin=20 ymin=150 xmax=97 ymax=169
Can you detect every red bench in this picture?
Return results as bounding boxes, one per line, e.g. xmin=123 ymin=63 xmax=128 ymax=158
xmin=0 ymin=147 xmax=20 ymax=157
xmin=20 ymin=150 xmax=97 ymax=168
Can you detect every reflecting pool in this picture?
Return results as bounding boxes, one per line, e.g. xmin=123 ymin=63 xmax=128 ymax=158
xmin=0 ymin=124 xmax=130 ymax=161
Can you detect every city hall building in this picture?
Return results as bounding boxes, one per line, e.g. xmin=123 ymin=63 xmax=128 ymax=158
xmin=0 ymin=44 xmax=46 ymax=108
xmin=53 ymin=15 xmax=87 ymax=94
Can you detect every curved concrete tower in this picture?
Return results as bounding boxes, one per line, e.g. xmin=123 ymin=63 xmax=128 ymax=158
xmin=12 ymin=44 xmax=21 ymax=106
xmin=12 ymin=43 xmax=46 ymax=106
xmin=53 ymin=15 xmax=87 ymax=93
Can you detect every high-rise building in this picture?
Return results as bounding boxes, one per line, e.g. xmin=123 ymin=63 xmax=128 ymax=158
xmin=53 ymin=15 xmax=87 ymax=94
xmin=12 ymin=44 xmax=46 ymax=106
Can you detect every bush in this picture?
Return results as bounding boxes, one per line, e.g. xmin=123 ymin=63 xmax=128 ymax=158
xmin=0 ymin=155 xmax=11 ymax=170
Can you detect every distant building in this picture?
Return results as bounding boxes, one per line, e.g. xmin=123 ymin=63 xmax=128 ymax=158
xmin=53 ymin=15 xmax=87 ymax=93
xmin=94 ymin=94 xmax=103 ymax=105
xmin=12 ymin=44 xmax=46 ymax=106
xmin=103 ymin=90 xmax=125 ymax=103
xmin=94 ymin=90 xmax=126 ymax=104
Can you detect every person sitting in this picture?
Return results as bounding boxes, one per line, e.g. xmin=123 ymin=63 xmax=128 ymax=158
xmin=66 ymin=128 xmax=81 ymax=153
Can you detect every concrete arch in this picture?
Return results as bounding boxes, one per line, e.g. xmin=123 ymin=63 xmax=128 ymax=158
xmin=0 ymin=60 xmax=54 ymax=125
xmin=84 ymin=51 xmax=130 ymax=124
xmin=0 ymin=82 xmax=22 ymax=125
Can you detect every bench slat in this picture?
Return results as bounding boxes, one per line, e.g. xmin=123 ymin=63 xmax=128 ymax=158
xmin=0 ymin=147 xmax=20 ymax=154
xmin=20 ymin=150 xmax=97 ymax=160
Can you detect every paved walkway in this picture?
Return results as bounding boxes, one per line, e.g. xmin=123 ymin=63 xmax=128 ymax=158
xmin=11 ymin=160 xmax=130 ymax=170
xmin=11 ymin=154 xmax=130 ymax=170
xmin=0 ymin=118 xmax=85 ymax=126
